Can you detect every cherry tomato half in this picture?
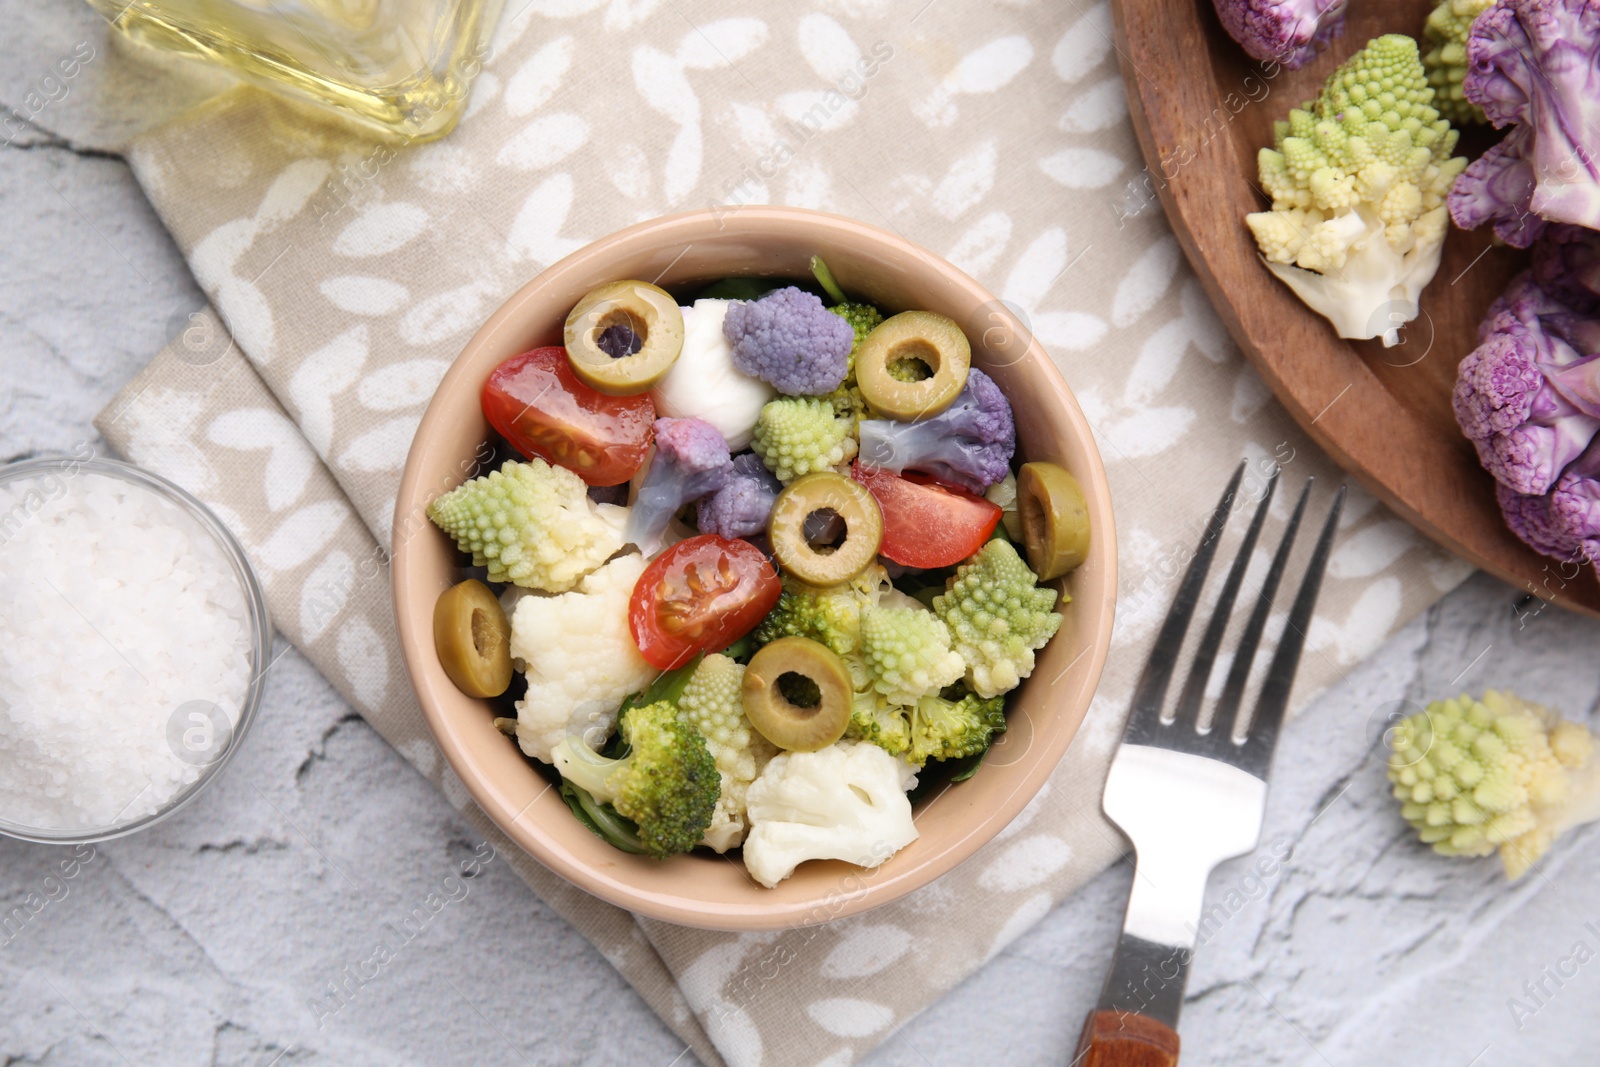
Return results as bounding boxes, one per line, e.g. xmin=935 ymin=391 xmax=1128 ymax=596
xmin=482 ymin=346 xmax=655 ymax=486
xmin=630 ymin=535 xmax=781 ymax=670
xmin=851 ymin=462 xmax=1002 ymax=569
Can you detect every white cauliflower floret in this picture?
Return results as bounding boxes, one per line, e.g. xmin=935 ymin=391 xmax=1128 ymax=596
xmin=509 ymin=553 xmax=656 ymax=763
xmin=650 ymin=299 xmax=775 ymax=451
xmin=676 ymin=653 xmax=778 ymax=852
xmin=742 ymin=740 xmax=919 ymax=888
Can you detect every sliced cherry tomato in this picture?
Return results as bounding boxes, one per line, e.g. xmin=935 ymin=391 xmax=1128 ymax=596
xmin=482 ymin=346 xmax=654 ymax=486
xmin=851 ymin=462 xmax=1002 ymax=569
xmin=630 ymin=535 xmax=781 ymax=670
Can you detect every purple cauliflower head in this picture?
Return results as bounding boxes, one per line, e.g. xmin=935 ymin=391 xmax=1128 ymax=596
xmin=856 ymin=367 xmax=1016 ymax=494
xmin=624 ymin=417 xmax=731 ymax=555
xmin=1497 ymin=440 xmax=1600 ymax=567
xmin=1211 ymin=0 xmax=1348 ymax=69
xmin=1463 ymin=0 xmax=1600 ymax=231
xmin=723 ymin=286 xmax=854 ymax=396
xmin=1448 ymin=125 xmax=1547 ymax=248
xmin=1456 ymin=265 xmax=1600 ymax=497
xmin=697 ymin=452 xmax=782 ymax=540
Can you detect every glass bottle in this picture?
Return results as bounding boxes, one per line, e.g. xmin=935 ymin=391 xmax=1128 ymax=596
xmin=86 ymin=0 xmax=503 ymax=142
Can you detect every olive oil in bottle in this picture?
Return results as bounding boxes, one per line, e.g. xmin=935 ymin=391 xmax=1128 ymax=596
xmin=87 ymin=0 xmax=502 ymax=141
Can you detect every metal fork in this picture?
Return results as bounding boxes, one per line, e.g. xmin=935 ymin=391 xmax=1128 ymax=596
xmin=1074 ymin=462 xmax=1345 ymax=1066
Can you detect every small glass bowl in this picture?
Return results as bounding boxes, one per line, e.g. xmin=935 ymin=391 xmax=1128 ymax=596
xmin=0 ymin=456 xmax=272 ymax=844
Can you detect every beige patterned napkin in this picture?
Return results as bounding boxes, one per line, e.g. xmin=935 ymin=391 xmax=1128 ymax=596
xmin=93 ymin=2 xmax=1476 ymax=1063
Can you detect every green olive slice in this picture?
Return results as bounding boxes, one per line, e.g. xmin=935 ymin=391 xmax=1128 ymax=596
xmin=742 ymin=637 xmax=854 ymax=751
xmin=433 ymin=579 xmax=514 ymax=698
xmin=856 ymin=311 xmax=971 ymax=421
xmin=563 ymin=280 xmax=685 ymax=396
xmin=1017 ymin=461 xmax=1090 ymax=580
xmin=768 ymin=472 xmax=883 ymax=587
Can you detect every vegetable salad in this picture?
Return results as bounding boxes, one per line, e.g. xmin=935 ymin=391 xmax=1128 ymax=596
xmin=426 ymin=258 xmax=1091 ymax=888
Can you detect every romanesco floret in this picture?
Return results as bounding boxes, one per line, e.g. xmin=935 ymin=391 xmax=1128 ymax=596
xmin=858 ymin=606 xmax=966 ymax=706
xmin=742 ymin=739 xmax=919 ymax=887
xmin=677 ymin=653 xmax=778 ymax=852
xmin=1246 ymin=33 xmax=1468 ymax=345
xmin=750 ymin=397 xmax=859 ymax=484
xmin=933 ymin=540 xmax=1063 ymax=698
xmin=509 ymin=553 xmax=658 ymax=763
xmin=1423 ymin=0 xmax=1493 ymax=126
xmin=1388 ymin=690 xmax=1600 ymax=880
xmin=427 ymin=457 xmax=624 ymax=592
xmin=551 ymin=699 xmax=721 ymax=859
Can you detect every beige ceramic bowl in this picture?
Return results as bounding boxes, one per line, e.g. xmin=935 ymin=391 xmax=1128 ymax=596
xmin=393 ymin=207 xmax=1117 ymax=930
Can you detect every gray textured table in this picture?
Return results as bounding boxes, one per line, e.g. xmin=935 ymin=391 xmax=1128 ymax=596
xmin=3 ymin=7 xmax=1599 ymax=1065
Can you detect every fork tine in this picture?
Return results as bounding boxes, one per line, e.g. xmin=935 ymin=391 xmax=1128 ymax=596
xmin=1124 ymin=461 xmax=1246 ymax=733
xmin=1211 ymin=477 xmax=1313 ymax=742
xmin=1236 ymin=485 xmax=1346 ymax=768
xmin=1168 ymin=465 xmax=1280 ymax=730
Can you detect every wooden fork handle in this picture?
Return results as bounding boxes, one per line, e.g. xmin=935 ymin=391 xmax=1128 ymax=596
xmin=1073 ymin=1010 xmax=1180 ymax=1067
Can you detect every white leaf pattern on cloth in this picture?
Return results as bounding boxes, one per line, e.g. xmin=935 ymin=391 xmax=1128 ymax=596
xmin=205 ymin=407 xmax=317 ymax=512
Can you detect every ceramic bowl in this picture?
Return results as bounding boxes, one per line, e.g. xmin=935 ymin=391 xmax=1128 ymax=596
xmin=393 ymin=207 xmax=1116 ymax=930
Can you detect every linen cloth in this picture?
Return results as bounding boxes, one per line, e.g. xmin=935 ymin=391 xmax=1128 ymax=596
xmin=93 ymin=2 xmax=1475 ymax=1063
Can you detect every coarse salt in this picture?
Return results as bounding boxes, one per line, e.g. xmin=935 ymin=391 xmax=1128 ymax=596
xmin=0 ymin=469 xmax=255 ymax=831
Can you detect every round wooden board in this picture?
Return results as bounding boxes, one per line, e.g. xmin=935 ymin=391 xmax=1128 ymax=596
xmin=1109 ymin=0 xmax=1600 ymax=616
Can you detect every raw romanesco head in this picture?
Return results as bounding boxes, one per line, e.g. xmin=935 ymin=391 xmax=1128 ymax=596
xmin=1246 ymin=34 xmax=1468 ymax=344
xmin=427 ymin=458 xmax=623 ymax=592
xmin=751 ymin=397 xmax=859 ymax=484
xmin=677 ymin=653 xmax=778 ymax=852
xmin=858 ymin=606 xmax=967 ymax=706
xmin=1252 ymin=33 xmax=1464 ymax=271
xmin=1388 ymin=690 xmax=1600 ymax=880
xmin=1423 ymin=0 xmax=1494 ymax=125
xmin=933 ymin=540 xmax=1062 ymax=699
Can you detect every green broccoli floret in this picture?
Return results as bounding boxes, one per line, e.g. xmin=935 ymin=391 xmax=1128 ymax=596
xmin=753 ymin=564 xmax=891 ymax=657
xmin=677 ymin=654 xmax=778 ymax=852
xmin=847 ymin=690 xmax=913 ymax=759
xmin=846 ymin=685 xmax=1007 ymax=767
xmin=550 ymin=700 xmax=720 ymax=858
xmin=751 ymin=397 xmax=858 ymax=484
xmin=909 ymin=689 xmax=1007 ymax=765
xmin=1422 ymin=0 xmax=1493 ymax=126
xmin=810 ymin=254 xmax=883 ymax=427
xmin=426 ymin=457 xmax=622 ymax=592
xmin=858 ymin=606 xmax=965 ymax=706
xmin=933 ymin=540 xmax=1062 ymax=699
xmin=829 ymin=303 xmax=883 ymax=369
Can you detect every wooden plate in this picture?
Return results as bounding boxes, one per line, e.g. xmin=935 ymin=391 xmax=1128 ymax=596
xmin=1110 ymin=0 xmax=1600 ymax=616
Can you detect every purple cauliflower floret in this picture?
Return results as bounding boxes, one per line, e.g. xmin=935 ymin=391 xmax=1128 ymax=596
xmin=1532 ymin=224 xmax=1600 ymax=312
xmin=723 ymin=286 xmax=854 ymax=396
xmin=1448 ymin=125 xmax=1547 ymax=248
xmin=1497 ymin=441 xmax=1600 ymax=567
xmin=1462 ymin=0 xmax=1600 ymax=232
xmin=856 ymin=368 xmax=1016 ymax=494
xmin=625 ymin=417 xmax=731 ymax=555
xmin=1211 ymin=0 xmax=1348 ymax=69
xmin=697 ymin=452 xmax=782 ymax=540
xmin=1456 ymin=262 xmax=1600 ymax=497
